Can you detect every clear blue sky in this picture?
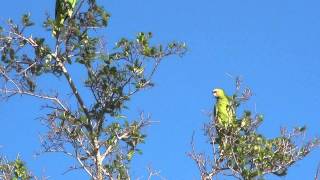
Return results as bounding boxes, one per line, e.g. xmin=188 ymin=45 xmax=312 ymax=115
xmin=0 ymin=0 xmax=320 ymax=179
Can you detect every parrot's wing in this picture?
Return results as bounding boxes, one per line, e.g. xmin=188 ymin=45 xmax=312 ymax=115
xmin=224 ymin=95 xmax=235 ymax=120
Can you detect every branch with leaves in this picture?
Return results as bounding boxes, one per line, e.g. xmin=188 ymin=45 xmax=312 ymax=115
xmin=189 ymin=80 xmax=320 ymax=180
xmin=0 ymin=1 xmax=186 ymax=180
xmin=0 ymin=154 xmax=48 ymax=180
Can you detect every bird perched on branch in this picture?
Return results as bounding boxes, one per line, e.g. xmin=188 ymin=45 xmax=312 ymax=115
xmin=212 ymin=88 xmax=236 ymax=143
xmin=212 ymin=88 xmax=235 ymax=126
xmin=53 ymin=0 xmax=77 ymax=37
xmin=212 ymin=88 xmax=237 ymax=157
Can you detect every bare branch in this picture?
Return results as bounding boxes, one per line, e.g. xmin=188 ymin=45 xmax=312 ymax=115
xmin=315 ymin=162 xmax=320 ymax=180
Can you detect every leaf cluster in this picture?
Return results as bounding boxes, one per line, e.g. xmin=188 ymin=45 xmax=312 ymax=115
xmin=0 ymin=156 xmax=33 ymax=180
xmin=192 ymin=87 xmax=320 ymax=180
xmin=0 ymin=1 xmax=186 ymax=179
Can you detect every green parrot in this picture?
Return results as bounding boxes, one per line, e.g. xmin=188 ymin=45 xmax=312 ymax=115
xmin=212 ymin=88 xmax=236 ymax=148
xmin=53 ymin=0 xmax=77 ymax=37
xmin=212 ymin=88 xmax=235 ymax=126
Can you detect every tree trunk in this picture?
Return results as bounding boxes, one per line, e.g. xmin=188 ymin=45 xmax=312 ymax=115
xmin=94 ymin=137 xmax=104 ymax=180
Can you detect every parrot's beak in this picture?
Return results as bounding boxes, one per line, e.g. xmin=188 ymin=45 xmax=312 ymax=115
xmin=212 ymin=90 xmax=217 ymax=97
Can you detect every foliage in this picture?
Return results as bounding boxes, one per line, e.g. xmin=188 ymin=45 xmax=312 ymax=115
xmin=0 ymin=0 xmax=186 ymax=179
xmin=0 ymin=156 xmax=33 ymax=180
xmin=1 ymin=1 xmax=318 ymax=180
xmin=189 ymin=82 xmax=320 ymax=180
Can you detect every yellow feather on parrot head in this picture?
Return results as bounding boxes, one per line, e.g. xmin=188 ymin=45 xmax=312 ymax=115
xmin=212 ymin=88 xmax=226 ymax=98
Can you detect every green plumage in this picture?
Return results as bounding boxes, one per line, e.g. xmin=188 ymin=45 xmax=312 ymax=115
xmin=213 ymin=88 xmax=235 ymax=127
xmin=53 ymin=0 xmax=77 ymax=37
xmin=212 ymin=88 xmax=236 ymax=148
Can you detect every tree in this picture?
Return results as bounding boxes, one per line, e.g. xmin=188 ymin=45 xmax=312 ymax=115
xmin=0 ymin=0 xmax=186 ymax=179
xmin=1 ymin=1 xmax=318 ymax=180
xmin=189 ymin=80 xmax=320 ymax=180
xmin=0 ymin=155 xmax=33 ymax=180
